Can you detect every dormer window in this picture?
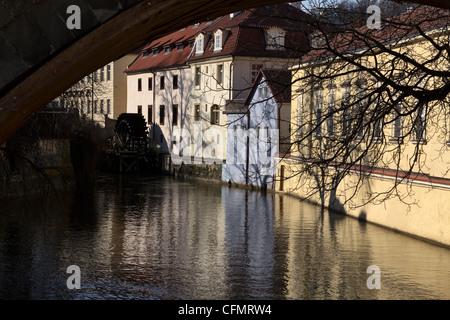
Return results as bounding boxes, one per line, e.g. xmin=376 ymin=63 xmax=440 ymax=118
xmin=176 ymin=43 xmax=184 ymax=51
xmin=164 ymin=46 xmax=171 ymax=54
xmin=152 ymin=48 xmax=159 ymax=56
xmin=265 ymin=27 xmax=286 ymax=51
xmin=310 ymin=31 xmax=326 ymax=49
xmin=214 ymin=30 xmax=223 ymax=52
xmin=142 ymin=51 xmax=149 ymax=58
xmin=196 ymin=34 xmax=204 ymax=55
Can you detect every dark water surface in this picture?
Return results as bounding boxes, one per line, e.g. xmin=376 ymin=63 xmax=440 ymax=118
xmin=0 ymin=174 xmax=449 ymax=299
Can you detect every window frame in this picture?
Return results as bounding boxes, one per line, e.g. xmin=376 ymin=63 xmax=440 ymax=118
xmin=159 ymin=105 xmax=165 ymax=125
xmin=172 ymin=104 xmax=178 ymax=126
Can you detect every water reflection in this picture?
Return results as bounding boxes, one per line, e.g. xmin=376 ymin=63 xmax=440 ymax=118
xmin=0 ymin=174 xmax=449 ymax=299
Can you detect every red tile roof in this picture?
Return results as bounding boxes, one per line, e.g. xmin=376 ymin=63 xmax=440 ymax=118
xmin=126 ymin=3 xmax=313 ymax=73
xmin=125 ymin=21 xmax=214 ymax=72
xmin=299 ymin=5 xmax=450 ymax=65
xmin=189 ymin=4 xmax=312 ymax=62
xmin=245 ymin=68 xmax=292 ymax=106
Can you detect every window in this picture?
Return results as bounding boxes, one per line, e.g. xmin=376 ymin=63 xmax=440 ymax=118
xmin=258 ymin=86 xmax=268 ymax=98
xmin=342 ymin=86 xmax=351 ymax=138
xmin=310 ymin=31 xmax=326 ymax=49
xmin=107 ymin=65 xmax=111 ymax=81
xmin=107 ymin=99 xmax=111 ymax=114
xmin=138 ymin=78 xmax=142 ymax=91
xmin=413 ymin=106 xmax=426 ymax=142
xmin=160 ymin=76 xmax=165 ymax=90
xmin=173 ymin=105 xmax=178 ymax=126
xmin=148 ymin=77 xmax=153 ymax=91
xmin=100 ymin=67 xmax=105 ymax=81
xmin=94 ymin=100 xmax=98 ymax=113
xmin=392 ymin=104 xmax=402 ymax=140
xmin=265 ymin=126 xmax=271 ymax=158
xmin=195 ymin=104 xmax=201 ymax=121
xmin=314 ymin=90 xmax=322 ymax=138
xmin=137 ymin=105 xmax=142 ymax=114
xmin=356 ymin=84 xmax=366 ymax=139
xmin=196 ymin=35 xmax=204 ymax=54
xmin=81 ymin=100 xmax=84 ymax=113
xmin=177 ymin=43 xmax=184 ymax=51
xmin=152 ymin=48 xmax=159 ymax=56
xmin=217 ymin=64 xmax=223 ymax=86
xmin=87 ymin=101 xmax=91 ymax=113
xmin=164 ymin=46 xmax=171 ymax=54
xmin=327 ymin=89 xmax=335 ymax=137
xmin=173 ymin=75 xmax=178 ymax=89
xmin=93 ymin=71 xmax=97 ymax=82
xmin=159 ymin=105 xmax=165 ymax=125
xmin=148 ymin=105 xmax=153 ymax=124
xmin=214 ymin=31 xmax=222 ymax=51
xmin=210 ymin=104 xmax=220 ymax=125
xmin=251 ymin=64 xmax=262 ymax=83
xmin=374 ymin=117 xmax=383 ymax=140
xmin=296 ymin=94 xmax=303 ymax=137
xmin=195 ymin=67 xmax=201 ymax=87
xmin=265 ymin=27 xmax=286 ymax=50
xmin=100 ymin=100 xmax=104 ymax=114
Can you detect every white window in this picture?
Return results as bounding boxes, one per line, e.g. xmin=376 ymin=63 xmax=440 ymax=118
xmin=216 ymin=64 xmax=223 ymax=86
xmin=327 ymin=89 xmax=335 ymax=137
xmin=314 ymin=90 xmax=323 ymax=138
xmin=342 ymin=86 xmax=351 ymax=138
xmin=356 ymin=85 xmax=366 ymax=139
xmin=251 ymin=64 xmax=262 ymax=83
xmin=196 ymin=35 xmax=204 ymax=54
xmin=265 ymin=27 xmax=286 ymax=50
xmin=296 ymin=93 xmax=303 ymax=137
xmin=214 ymin=30 xmax=222 ymax=51
xmin=413 ymin=106 xmax=426 ymax=141
xmin=392 ymin=104 xmax=402 ymax=140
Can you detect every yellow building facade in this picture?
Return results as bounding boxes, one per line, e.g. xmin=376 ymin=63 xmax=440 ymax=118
xmin=277 ymin=16 xmax=450 ymax=247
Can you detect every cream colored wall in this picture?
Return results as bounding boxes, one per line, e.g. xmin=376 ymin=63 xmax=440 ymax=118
xmin=282 ymin=29 xmax=450 ymax=247
xmin=189 ymin=57 xmax=233 ymax=161
xmin=114 ymin=54 xmax=138 ymax=119
xmin=127 ymin=67 xmax=192 ymax=152
xmin=127 ymin=72 xmax=153 ymax=121
xmin=188 ymin=56 xmax=297 ymax=161
xmin=232 ymin=57 xmax=297 ymax=101
xmin=290 ymin=33 xmax=450 ymax=178
xmin=276 ymin=160 xmax=450 ymax=247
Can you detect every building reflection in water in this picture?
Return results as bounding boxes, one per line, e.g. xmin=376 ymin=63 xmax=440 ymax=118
xmin=0 ymin=174 xmax=449 ymax=299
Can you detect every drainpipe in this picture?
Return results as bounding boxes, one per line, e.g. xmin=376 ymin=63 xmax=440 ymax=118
xmin=229 ymin=57 xmax=234 ymax=101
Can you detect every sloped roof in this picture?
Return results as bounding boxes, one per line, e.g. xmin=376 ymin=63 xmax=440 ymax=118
xmin=299 ymin=5 xmax=450 ymax=65
xmin=188 ymin=3 xmax=312 ymax=62
xmin=127 ymin=3 xmax=314 ymax=73
xmin=223 ymin=99 xmax=247 ymax=114
xmin=225 ymin=68 xmax=291 ymax=114
xmin=125 ymin=21 xmax=214 ymax=72
xmin=246 ymin=68 xmax=292 ymax=105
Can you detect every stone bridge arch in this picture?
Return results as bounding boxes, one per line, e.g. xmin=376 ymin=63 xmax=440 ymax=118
xmin=0 ymin=0 xmax=448 ymax=144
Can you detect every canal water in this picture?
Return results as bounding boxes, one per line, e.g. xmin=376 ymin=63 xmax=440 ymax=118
xmin=0 ymin=174 xmax=449 ymax=300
